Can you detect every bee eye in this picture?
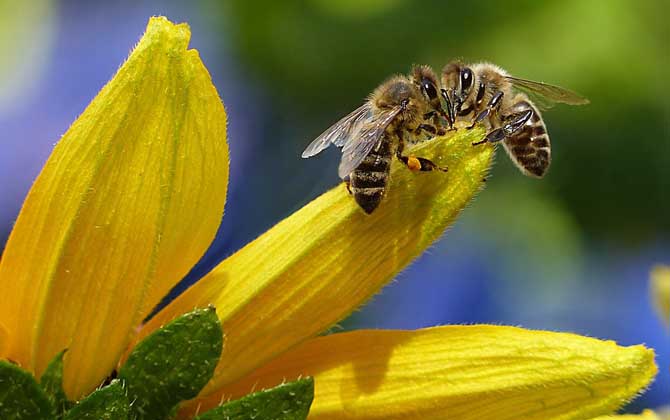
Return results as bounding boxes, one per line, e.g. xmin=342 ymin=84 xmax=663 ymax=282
xmin=421 ymin=79 xmax=438 ymax=100
xmin=460 ymin=68 xmax=473 ymax=92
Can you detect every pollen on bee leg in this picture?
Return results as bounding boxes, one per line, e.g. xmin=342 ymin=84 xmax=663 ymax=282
xmin=407 ymin=156 xmax=422 ymax=171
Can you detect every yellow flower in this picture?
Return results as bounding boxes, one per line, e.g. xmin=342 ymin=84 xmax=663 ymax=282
xmin=0 ymin=16 xmax=229 ymax=398
xmin=0 ymin=16 xmax=658 ymax=419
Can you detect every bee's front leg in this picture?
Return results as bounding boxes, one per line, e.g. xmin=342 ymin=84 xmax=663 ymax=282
xmin=467 ymin=90 xmax=504 ymax=130
xmin=472 ymin=108 xmax=533 ymax=146
xmin=415 ymin=123 xmax=437 ymax=138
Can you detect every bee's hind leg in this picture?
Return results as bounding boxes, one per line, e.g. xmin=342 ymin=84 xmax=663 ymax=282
xmin=396 ymin=133 xmax=447 ymax=172
xmin=398 ymin=155 xmax=448 ymax=172
xmin=472 ymin=108 xmax=533 ymax=146
xmin=344 ymin=177 xmax=352 ymax=195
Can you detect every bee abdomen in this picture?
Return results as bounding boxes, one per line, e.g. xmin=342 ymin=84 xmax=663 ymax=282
xmin=502 ymin=100 xmax=552 ymax=178
xmin=352 ymin=186 xmax=386 ymax=214
xmin=352 ymin=170 xmax=387 ymax=188
xmin=350 ymin=140 xmax=392 ymax=214
xmin=351 ymin=170 xmax=389 ymax=214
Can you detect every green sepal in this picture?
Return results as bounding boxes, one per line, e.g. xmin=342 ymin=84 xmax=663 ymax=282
xmin=39 ymin=349 xmax=72 ymax=416
xmin=195 ymin=377 xmax=314 ymax=420
xmin=62 ymin=379 xmax=129 ymax=420
xmin=119 ymin=306 xmax=223 ymax=419
xmin=0 ymin=360 xmax=53 ymax=420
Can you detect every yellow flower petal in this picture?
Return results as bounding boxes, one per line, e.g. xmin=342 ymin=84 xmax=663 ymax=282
xmin=0 ymin=322 xmax=7 ymax=357
xmin=0 ymin=16 xmax=228 ymax=399
xmin=650 ymin=265 xmax=670 ymax=325
xmin=143 ymin=126 xmax=493 ymax=393
xmin=183 ymin=326 xmax=657 ymax=420
xmin=590 ymin=409 xmax=664 ymax=419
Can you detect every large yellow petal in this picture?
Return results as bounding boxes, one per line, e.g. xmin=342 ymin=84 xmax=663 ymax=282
xmin=0 ymin=321 xmax=7 ymax=357
xmin=142 ymin=128 xmax=491 ymax=393
xmin=0 ymin=17 xmax=228 ymax=399
xmin=183 ymin=326 xmax=657 ymax=420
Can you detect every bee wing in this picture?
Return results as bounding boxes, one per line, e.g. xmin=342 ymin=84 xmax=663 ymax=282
xmin=337 ymin=106 xmax=402 ymax=179
xmin=301 ymin=103 xmax=372 ymax=158
xmin=506 ymin=76 xmax=589 ymax=110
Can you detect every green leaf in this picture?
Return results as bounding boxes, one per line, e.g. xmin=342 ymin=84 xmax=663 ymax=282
xmin=62 ymin=380 xmax=128 ymax=420
xmin=0 ymin=361 xmax=53 ymax=420
xmin=119 ymin=306 xmax=223 ymax=419
xmin=39 ymin=349 xmax=72 ymax=416
xmin=195 ymin=377 xmax=314 ymax=420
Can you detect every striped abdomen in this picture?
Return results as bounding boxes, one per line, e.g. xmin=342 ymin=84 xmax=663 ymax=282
xmin=503 ymin=100 xmax=551 ymax=178
xmin=350 ymin=136 xmax=393 ymax=214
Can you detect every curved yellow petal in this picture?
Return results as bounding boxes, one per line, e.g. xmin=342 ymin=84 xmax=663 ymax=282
xmin=650 ymin=265 xmax=670 ymax=325
xmin=0 ymin=322 xmax=7 ymax=357
xmin=0 ymin=17 xmax=228 ymax=399
xmin=182 ymin=326 xmax=657 ymax=420
xmin=590 ymin=409 xmax=664 ymax=419
xmin=142 ymin=130 xmax=491 ymax=393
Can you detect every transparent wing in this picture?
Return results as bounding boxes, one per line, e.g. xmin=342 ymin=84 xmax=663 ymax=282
xmin=506 ymin=76 xmax=589 ymax=109
xmin=301 ymin=103 xmax=372 ymax=158
xmin=337 ymin=107 xmax=402 ymax=179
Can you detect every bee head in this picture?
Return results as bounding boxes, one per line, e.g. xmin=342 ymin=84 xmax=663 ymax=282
xmin=441 ymin=61 xmax=474 ymax=123
xmin=410 ymin=65 xmax=451 ymax=125
xmin=376 ymin=78 xmax=418 ymax=111
xmin=410 ymin=65 xmax=439 ymax=102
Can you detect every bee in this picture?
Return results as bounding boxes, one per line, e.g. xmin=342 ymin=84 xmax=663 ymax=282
xmin=302 ymin=65 xmax=450 ymax=214
xmin=441 ymin=61 xmax=588 ymax=177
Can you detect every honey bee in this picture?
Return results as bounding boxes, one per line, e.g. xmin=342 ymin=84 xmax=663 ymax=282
xmin=302 ymin=65 xmax=450 ymax=214
xmin=441 ymin=61 xmax=588 ymax=177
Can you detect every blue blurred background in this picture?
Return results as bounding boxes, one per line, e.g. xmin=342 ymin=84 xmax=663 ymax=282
xmin=0 ymin=0 xmax=667 ymax=411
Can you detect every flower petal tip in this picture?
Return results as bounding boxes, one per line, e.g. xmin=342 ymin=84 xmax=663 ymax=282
xmin=0 ymin=15 xmax=228 ymax=399
xmin=146 ymin=16 xmax=191 ymax=49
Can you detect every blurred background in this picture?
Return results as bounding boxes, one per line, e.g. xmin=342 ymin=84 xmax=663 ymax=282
xmin=0 ymin=0 xmax=667 ymax=411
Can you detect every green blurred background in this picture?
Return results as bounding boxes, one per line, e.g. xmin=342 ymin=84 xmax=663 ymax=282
xmin=0 ymin=0 xmax=668 ymax=412
xmin=225 ymin=0 xmax=669 ymax=240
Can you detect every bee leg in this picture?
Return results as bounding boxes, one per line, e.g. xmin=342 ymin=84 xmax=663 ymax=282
xmin=472 ymin=129 xmax=506 ymax=146
xmin=415 ymin=123 xmax=437 ymax=139
xmin=397 ymin=154 xmax=448 ymax=172
xmin=426 ymin=112 xmax=449 ymax=136
xmin=344 ymin=178 xmax=352 ymax=195
xmin=403 ymin=156 xmax=448 ymax=172
xmin=423 ymin=111 xmax=437 ymax=120
xmin=396 ymin=137 xmax=447 ymax=172
xmin=472 ymin=108 xmax=533 ymax=146
xmin=396 ymin=130 xmax=447 ymax=172
xmin=467 ymin=91 xmax=504 ymax=130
